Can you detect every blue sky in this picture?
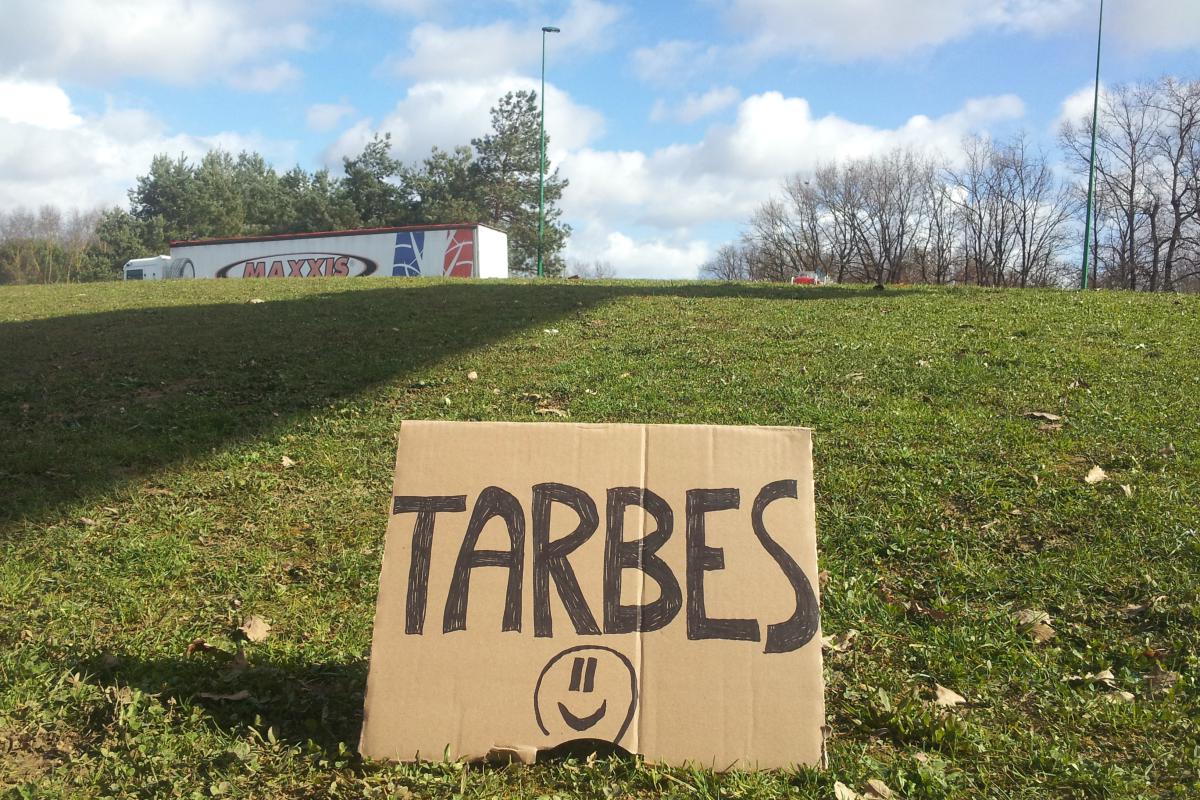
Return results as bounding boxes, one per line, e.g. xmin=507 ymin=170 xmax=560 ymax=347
xmin=1 ymin=0 xmax=1198 ymax=277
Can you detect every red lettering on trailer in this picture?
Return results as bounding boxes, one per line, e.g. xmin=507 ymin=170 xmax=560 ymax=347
xmin=214 ymin=251 xmax=378 ymax=278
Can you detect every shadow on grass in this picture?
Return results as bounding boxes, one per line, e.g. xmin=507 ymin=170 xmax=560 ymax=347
xmin=83 ymin=650 xmax=368 ymax=753
xmin=1 ymin=280 xmax=906 ymax=527
xmin=82 ymin=650 xmax=637 ymax=765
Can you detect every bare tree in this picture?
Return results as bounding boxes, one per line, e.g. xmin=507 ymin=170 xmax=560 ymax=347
xmin=853 ymin=149 xmax=927 ymax=285
xmin=1062 ymin=83 xmax=1157 ymax=289
xmin=996 ymin=133 xmax=1076 ymax=287
xmin=1145 ymin=77 xmax=1200 ymax=290
xmin=813 ymin=162 xmax=864 ymax=282
xmin=913 ymin=170 xmax=958 ymax=284
xmin=700 ymin=244 xmax=750 ymax=280
xmin=745 ymin=198 xmax=805 ymax=281
xmin=568 ymin=259 xmax=618 ymax=279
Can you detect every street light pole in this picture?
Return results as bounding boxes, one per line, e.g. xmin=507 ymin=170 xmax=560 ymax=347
xmin=538 ymin=25 xmax=560 ymax=278
xmin=1080 ymin=0 xmax=1104 ymax=290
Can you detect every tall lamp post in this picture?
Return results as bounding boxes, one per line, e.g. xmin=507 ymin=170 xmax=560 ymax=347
xmin=1080 ymin=0 xmax=1104 ymax=290
xmin=538 ymin=25 xmax=560 ymax=278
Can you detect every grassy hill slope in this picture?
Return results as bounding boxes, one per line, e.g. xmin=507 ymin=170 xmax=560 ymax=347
xmin=1 ymin=279 xmax=1198 ymax=798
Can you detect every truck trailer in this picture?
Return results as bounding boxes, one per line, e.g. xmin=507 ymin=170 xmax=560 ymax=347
xmin=122 ymin=223 xmax=508 ymax=280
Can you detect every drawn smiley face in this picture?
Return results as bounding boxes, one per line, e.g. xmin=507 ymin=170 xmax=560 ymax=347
xmin=533 ymin=646 xmax=638 ymax=744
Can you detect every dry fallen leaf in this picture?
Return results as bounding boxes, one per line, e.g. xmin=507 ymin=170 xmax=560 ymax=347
xmin=247 ymin=298 xmax=265 ymax=304
xmin=1102 ymin=690 xmax=1135 ymax=704
xmin=1121 ymin=595 xmax=1165 ymax=618
xmin=239 ymin=615 xmax=271 ymax=643
xmin=1064 ymin=669 xmax=1117 ymax=689
xmin=1159 ymin=443 xmax=1176 ymax=457
xmin=1122 ymin=602 xmax=1149 ymax=618
xmin=1023 ymin=411 xmax=1063 ymax=422
xmin=1014 ymin=609 xmax=1049 ymax=626
xmin=1120 ymin=484 xmax=1134 ymax=498
xmin=535 ymin=406 xmax=568 ymax=417
xmin=821 ymin=629 xmax=859 ymax=653
xmin=833 ymin=781 xmax=859 ymax=800
xmin=1084 ymin=465 xmax=1108 ymax=484
xmin=863 ymin=779 xmax=894 ymax=799
xmin=467 ymin=371 xmax=478 ymax=381
xmin=905 ymin=599 xmax=949 ymax=621
xmin=916 ymin=359 xmax=931 ymax=368
xmin=1014 ymin=609 xmax=1056 ymax=643
xmin=280 ymin=455 xmax=296 ymax=469
xmin=542 ymin=328 xmax=559 ymax=335
xmin=79 ymin=517 xmax=97 ymax=527
xmin=818 ymin=569 xmax=830 ymax=590
xmin=934 ymin=684 xmax=967 ymax=707
xmin=199 ymin=689 xmax=251 ymax=701
xmin=1037 ymin=422 xmax=1063 ymax=432
xmin=186 ymin=638 xmax=219 ymax=657
xmin=1145 ymin=670 xmax=1179 ymax=696
xmin=1028 ymin=622 xmax=1056 ymax=643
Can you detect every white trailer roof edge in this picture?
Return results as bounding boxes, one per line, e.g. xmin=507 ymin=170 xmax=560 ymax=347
xmin=170 ymin=222 xmax=507 ymax=249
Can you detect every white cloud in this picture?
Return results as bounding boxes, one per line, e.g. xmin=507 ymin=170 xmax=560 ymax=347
xmin=0 ymin=0 xmax=311 ymax=87
xmin=0 ymin=79 xmax=289 ymax=210
xmin=228 ymin=61 xmax=302 ymax=92
xmin=388 ymin=0 xmax=621 ymax=81
xmin=324 ymin=77 xmax=603 ymax=167
xmin=364 ymin=0 xmax=434 ymax=13
xmin=628 ymin=0 xmax=1197 ymax=81
xmin=651 ymin=87 xmax=741 ymax=124
xmin=722 ymin=0 xmax=1105 ymax=61
xmin=0 ymin=79 xmax=82 ymax=129
xmin=306 ymin=101 xmax=356 ymax=132
xmin=562 ymin=91 xmax=1025 ymax=230
xmin=1105 ymin=0 xmax=1200 ymax=52
xmin=555 ymin=89 xmax=1026 ymax=277
xmin=1055 ymin=83 xmax=1106 ymax=131
xmin=631 ymin=40 xmax=723 ymax=86
xmin=565 ymin=222 xmax=712 ymax=280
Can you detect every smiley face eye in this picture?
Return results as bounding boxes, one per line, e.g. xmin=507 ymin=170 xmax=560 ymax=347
xmin=568 ymin=656 xmax=598 ymax=692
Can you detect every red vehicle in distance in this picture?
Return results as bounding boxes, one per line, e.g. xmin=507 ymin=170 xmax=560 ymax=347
xmin=791 ymin=271 xmax=831 ymax=286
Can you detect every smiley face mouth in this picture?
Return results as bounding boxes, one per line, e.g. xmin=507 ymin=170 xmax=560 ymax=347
xmin=557 ymin=699 xmax=608 ymax=731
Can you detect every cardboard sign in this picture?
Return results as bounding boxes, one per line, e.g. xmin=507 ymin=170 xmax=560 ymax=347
xmin=360 ymin=422 xmax=824 ymax=768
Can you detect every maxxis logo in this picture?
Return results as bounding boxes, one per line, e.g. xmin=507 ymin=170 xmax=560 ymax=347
xmin=215 ymin=252 xmax=378 ymax=278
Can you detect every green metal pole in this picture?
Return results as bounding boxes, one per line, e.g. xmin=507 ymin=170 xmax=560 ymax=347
xmin=538 ymin=31 xmax=547 ymax=278
xmin=1080 ymin=0 xmax=1103 ymax=290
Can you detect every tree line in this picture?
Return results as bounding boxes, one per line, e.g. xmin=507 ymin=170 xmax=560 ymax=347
xmin=705 ymin=76 xmax=1200 ymax=291
xmin=0 ymin=91 xmax=568 ymax=283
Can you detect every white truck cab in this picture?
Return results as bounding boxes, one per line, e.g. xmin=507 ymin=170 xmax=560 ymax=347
xmin=123 ymin=255 xmax=195 ymax=280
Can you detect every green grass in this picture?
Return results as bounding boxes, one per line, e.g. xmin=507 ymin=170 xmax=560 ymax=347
xmin=1 ymin=278 xmax=1198 ymax=799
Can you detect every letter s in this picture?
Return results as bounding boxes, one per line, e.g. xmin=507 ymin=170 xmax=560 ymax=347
xmin=752 ymin=480 xmax=820 ymax=653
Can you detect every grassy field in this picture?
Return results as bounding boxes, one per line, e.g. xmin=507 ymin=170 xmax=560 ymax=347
xmin=1 ymin=278 xmax=1198 ymax=799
